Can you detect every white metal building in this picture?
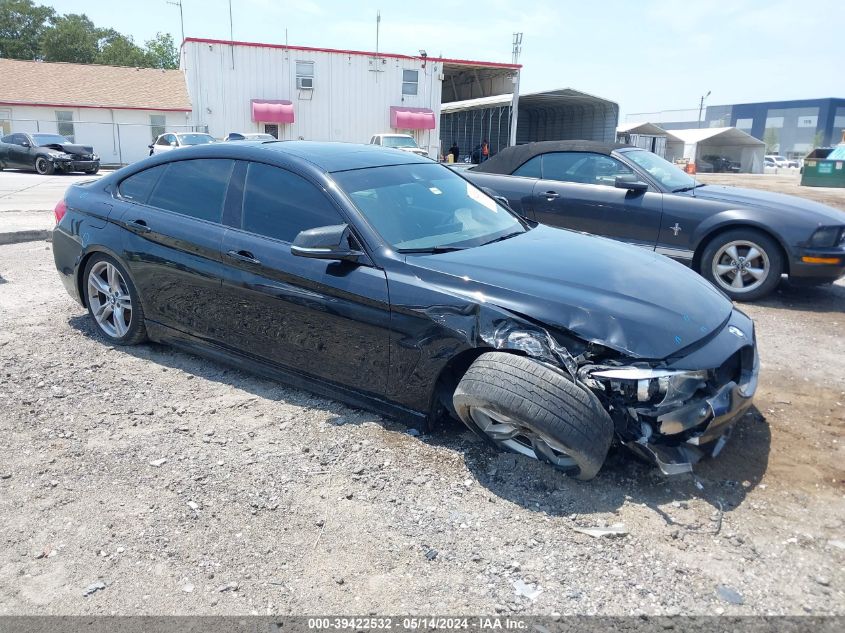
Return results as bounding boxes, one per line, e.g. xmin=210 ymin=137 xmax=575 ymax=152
xmin=664 ymin=127 xmax=766 ymax=173
xmin=181 ymin=38 xmax=521 ymax=159
xmin=0 ymin=58 xmax=195 ymax=165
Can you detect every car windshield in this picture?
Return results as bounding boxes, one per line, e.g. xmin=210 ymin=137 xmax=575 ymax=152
xmin=381 ymin=136 xmax=418 ymax=149
xmin=333 ymin=162 xmax=527 ymax=252
xmin=623 ymin=149 xmax=698 ymax=192
xmin=178 ymin=134 xmax=215 ymax=145
xmin=32 ymin=134 xmax=69 ymax=145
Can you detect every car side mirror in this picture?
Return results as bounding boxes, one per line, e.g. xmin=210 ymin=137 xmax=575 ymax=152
xmin=170 ymin=141 xmax=177 ymax=147
xmin=21 ymin=141 xmax=30 ymax=148
xmin=615 ymin=175 xmax=649 ymax=192
xmin=291 ymin=224 xmax=365 ymax=263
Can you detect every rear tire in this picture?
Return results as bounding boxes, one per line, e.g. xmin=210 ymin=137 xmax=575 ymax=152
xmin=35 ymin=156 xmax=54 ymax=175
xmin=700 ymin=228 xmax=783 ymax=301
xmin=453 ymin=352 xmax=613 ymax=480
xmin=83 ymin=254 xmax=147 ymax=345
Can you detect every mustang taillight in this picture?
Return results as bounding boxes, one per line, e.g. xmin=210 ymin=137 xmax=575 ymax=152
xmin=54 ymin=199 xmax=67 ymax=224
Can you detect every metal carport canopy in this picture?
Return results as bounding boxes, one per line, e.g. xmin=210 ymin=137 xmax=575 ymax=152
xmin=666 ymin=127 xmax=766 ymax=174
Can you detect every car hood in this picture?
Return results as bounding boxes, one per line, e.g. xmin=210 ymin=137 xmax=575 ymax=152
xmin=691 ymin=185 xmax=844 ymax=224
xmin=407 ymin=225 xmax=733 ymax=359
xmin=41 ymin=143 xmax=95 ymax=155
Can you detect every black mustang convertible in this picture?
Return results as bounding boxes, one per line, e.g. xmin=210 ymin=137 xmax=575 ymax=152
xmin=465 ymin=141 xmax=845 ymax=301
xmin=0 ymin=132 xmax=100 ymax=175
xmin=53 ymin=141 xmax=759 ymax=479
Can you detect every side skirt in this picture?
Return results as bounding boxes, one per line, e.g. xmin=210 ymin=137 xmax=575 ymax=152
xmin=144 ymin=320 xmax=430 ymax=429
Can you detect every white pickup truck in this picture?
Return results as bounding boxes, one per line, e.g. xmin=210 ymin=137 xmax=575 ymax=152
xmin=368 ymin=133 xmax=429 ymax=157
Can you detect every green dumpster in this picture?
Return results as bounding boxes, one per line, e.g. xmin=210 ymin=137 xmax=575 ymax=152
xmin=801 ymin=146 xmax=845 ymax=188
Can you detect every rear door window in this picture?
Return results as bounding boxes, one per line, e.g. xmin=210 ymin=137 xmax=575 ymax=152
xmin=241 ymin=162 xmax=343 ymax=243
xmin=147 ymin=159 xmax=234 ymax=223
xmin=118 ymin=165 xmax=167 ymax=204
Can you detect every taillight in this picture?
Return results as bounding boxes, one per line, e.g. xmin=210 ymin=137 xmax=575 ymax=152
xmin=54 ymin=199 xmax=67 ymax=224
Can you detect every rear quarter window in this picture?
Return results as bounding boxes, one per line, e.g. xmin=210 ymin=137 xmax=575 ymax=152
xmin=118 ymin=165 xmax=167 ymax=204
xmin=147 ymin=159 xmax=235 ymax=223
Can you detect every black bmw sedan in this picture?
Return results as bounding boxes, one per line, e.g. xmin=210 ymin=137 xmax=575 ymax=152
xmin=465 ymin=141 xmax=845 ymax=301
xmin=53 ymin=141 xmax=759 ymax=479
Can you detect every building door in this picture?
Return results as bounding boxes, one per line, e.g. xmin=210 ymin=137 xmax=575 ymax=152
xmin=264 ymin=124 xmax=279 ymax=139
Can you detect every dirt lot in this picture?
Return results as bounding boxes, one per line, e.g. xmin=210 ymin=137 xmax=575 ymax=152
xmin=0 ymin=241 xmax=843 ymax=616
xmin=696 ymin=172 xmax=845 ymax=212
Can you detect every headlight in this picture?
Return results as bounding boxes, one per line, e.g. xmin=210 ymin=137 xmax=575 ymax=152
xmin=808 ymin=226 xmax=843 ymax=247
xmin=588 ymin=366 xmax=708 ymax=407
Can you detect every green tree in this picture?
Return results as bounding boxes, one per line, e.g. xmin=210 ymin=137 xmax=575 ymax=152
xmin=144 ymin=32 xmax=178 ymax=69
xmin=812 ymin=130 xmax=825 ymax=149
xmin=41 ymin=13 xmax=99 ymax=64
xmin=0 ymin=0 xmax=54 ymax=60
xmin=97 ymin=31 xmax=148 ymax=67
xmin=763 ymin=127 xmax=780 ymax=153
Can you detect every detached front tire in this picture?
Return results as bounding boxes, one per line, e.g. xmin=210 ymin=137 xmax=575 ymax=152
xmin=453 ymin=352 xmax=613 ymax=480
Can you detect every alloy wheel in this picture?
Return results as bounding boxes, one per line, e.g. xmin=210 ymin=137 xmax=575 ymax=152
xmin=711 ymin=239 xmax=770 ymax=294
xmin=86 ymin=261 xmax=132 ymax=338
xmin=469 ymin=406 xmax=577 ymax=470
xmin=35 ymin=157 xmax=51 ymax=175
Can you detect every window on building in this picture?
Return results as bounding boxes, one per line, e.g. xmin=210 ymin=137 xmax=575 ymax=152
xmin=735 ymin=118 xmax=753 ymax=131
xmin=834 ymin=108 xmax=845 ymax=134
xmin=296 ymin=61 xmax=315 ymax=90
xmin=764 ymin=116 xmax=784 ymax=129
xmin=150 ymin=115 xmax=166 ymax=141
xmin=241 ymin=162 xmax=342 ymax=243
xmin=402 ymin=70 xmax=419 ymax=96
xmin=56 ymin=111 xmax=74 ymax=142
xmin=797 ymin=115 xmax=818 ymax=128
xmin=147 ymin=159 xmax=235 ymax=223
xmin=0 ymin=109 xmax=10 ymax=136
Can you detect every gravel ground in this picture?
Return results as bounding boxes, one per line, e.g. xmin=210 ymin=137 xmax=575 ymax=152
xmin=0 ymin=241 xmax=843 ymax=616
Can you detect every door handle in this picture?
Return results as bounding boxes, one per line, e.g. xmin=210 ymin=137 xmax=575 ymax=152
xmin=129 ymin=219 xmax=151 ymax=233
xmin=542 ymin=191 xmax=560 ymax=200
xmin=226 ymin=249 xmax=261 ymax=265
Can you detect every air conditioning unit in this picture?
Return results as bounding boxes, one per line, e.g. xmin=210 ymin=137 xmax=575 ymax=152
xmin=296 ymin=77 xmax=314 ymax=90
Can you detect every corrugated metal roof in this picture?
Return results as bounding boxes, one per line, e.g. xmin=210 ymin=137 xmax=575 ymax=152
xmin=668 ymin=127 xmax=765 ymax=146
xmin=0 ymin=58 xmax=192 ymax=111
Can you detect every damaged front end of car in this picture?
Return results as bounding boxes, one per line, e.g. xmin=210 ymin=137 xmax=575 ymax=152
xmin=481 ymin=309 xmax=759 ymax=476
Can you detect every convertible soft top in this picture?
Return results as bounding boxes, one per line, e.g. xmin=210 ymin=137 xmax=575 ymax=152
xmin=473 ymin=140 xmax=631 ymax=175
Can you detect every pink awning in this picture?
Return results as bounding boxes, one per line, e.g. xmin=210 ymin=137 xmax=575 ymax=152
xmin=390 ymin=106 xmax=436 ymax=130
xmin=251 ymin=99 xmax=294 ymax=124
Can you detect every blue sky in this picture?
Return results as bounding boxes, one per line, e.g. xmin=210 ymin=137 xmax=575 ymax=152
xmin=47 ymin=0 xmax=844 ymax=117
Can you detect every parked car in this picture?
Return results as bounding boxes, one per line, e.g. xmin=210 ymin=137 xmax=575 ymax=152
xmin=0 ymin=132 xmax=99 ymax=175
xmin=53 ymin=141 xmax=760 ymax=479
xmin=369 ymin=133 xmax=428 ymax=157
xmin=765 ymin=154 xmax=789 ymax=169
xmin=764 ymin=156 xmax=776 ymax=169
xmin=465 ymin=141 xmax=845 ymax=301
xmin=702 ymin=154 xmax=741 ymax=173
xmin=225 ymin=132 xmax=277 ymax=141
xmin=787 ymin=158 xmax=801 ymax=169
xmin=148 ymin=132 xmax=216 ymax=156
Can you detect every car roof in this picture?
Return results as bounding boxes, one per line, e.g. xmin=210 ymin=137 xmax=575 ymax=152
xmin=472 ymin=140 xmax=632 ymax=174
xmin=260 ymin=140 xmax=429 ymax=171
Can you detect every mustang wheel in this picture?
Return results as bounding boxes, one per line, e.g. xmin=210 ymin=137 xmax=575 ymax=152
xmin=453 ymin=352 xmax=613 ymax=480
xmin=35 ymin=156 xmax=55 ymax=175
xmin=84 ymin=255 xmax=147 ymax=345
xmin=701 ymin=229 xmax=783 ymax=301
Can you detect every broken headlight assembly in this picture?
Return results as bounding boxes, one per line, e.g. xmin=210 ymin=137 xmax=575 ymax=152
xmin=583 ymin=366 xmax=709 ymax=410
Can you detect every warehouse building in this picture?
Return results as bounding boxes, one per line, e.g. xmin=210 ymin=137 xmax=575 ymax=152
xmin=0 ymin=58 xmax=195 ymax=165
xmin=627 ymin=98 xmax=845 ymax=160
xmin=181 ymin=37 xmax=521 ymax=159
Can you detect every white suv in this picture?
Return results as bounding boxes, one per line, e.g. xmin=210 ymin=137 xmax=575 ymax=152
xmin=369 ymin=133 xmax=428 ymax=157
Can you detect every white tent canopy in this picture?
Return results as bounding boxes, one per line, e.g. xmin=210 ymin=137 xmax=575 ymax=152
xmin=664 ymin=127 xmax=765 ymax=173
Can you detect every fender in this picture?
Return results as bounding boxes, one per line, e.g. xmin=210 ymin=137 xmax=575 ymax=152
xmin=691 ymin=208 xmax=793 ymax=256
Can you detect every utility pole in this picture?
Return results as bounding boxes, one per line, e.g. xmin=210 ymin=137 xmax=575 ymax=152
xmin=698 ymin=90 xmax=711 ymax=128
xmin=509 ymin=32 xmax=523 ymax=147
xmin=167 ymin=0 xmax=185 ymax=44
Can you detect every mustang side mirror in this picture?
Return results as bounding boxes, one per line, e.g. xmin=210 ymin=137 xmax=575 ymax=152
xmin=615 ymin=175 xmax=649 ymax=192
xmin=291 ymin=224 xmax=365 ymax=263
xmin=21 ymin=141 xmax=30 ymax=148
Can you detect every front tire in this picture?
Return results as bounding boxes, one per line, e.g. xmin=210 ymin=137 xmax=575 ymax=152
xmin=85 ymin=166 xmax=100 ymax=175
xmin=453 ymin=352 xmax=613 ymax=481
xmin=700 ymin=229 xmax=783 ymax=301
xmin=83 ymin=254 xmax=147 ymax=345
xmin=35 ymin=156 xmax=54 ymax=175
